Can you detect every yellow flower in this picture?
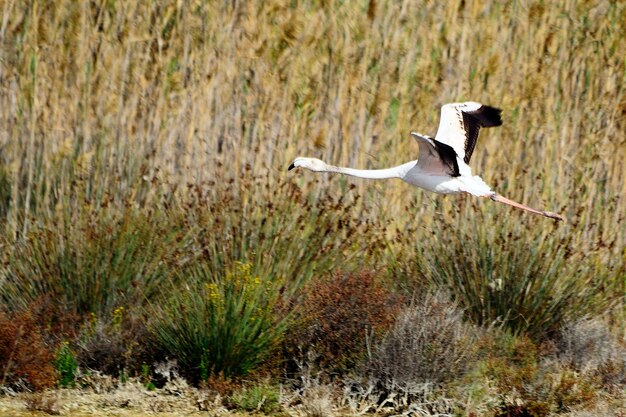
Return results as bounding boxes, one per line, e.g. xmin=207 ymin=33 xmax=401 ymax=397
xmin=205 ymin=283 xmax=220 ymax=302
xmin=112 ymin=306 xmax=125 ymax=327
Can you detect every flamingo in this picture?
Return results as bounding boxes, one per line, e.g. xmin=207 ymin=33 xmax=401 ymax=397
xmin=288 ymin=101 xmax=563 ymax=221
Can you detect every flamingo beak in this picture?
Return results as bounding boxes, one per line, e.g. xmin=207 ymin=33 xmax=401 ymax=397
xmin=288 ymin=162 xmax=296 ymax=171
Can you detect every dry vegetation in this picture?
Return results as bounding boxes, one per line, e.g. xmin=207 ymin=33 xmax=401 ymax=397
xmin=0 ymin=0 xmax=625 ymax=416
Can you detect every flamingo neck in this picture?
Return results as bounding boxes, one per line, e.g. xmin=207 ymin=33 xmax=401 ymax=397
xmin=325 ymin=161 xmax=415 ymax=180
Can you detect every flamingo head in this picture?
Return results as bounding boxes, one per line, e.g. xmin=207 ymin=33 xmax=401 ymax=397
xmin=288 ymin=157 xmax=328 ymax=172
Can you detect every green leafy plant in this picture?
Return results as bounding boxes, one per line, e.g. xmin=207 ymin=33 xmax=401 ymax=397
xmin=150 ymin=261 xmax=288 ymax=382
xmin=230 ymin=382 xmax=281 ymax=414
xmin=56 ymin=341 xmax=77 ymax=388
xmin=141 ymin=364 xmax=156 ymax=391
xmin=468 ymin=330 xmax=600 ymax=415
xmin=119 ymin=368 xmax=129 ymax=384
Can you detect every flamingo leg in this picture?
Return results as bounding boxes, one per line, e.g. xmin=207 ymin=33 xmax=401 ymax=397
xmin=487 ymin=193 xmax=564 ymax=221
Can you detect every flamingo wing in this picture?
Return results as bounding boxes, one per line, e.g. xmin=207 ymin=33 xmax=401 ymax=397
xmin=433 ymin=102 xmax=502 ymax=164
xmin=410 ymin=132 xmax=460 ymax=177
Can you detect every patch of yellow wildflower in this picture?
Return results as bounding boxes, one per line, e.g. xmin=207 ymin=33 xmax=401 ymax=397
xmin=204 ymin=261 xmax=277 ymax=323
xmin=112 ymin=306 xmax=125 ymax=329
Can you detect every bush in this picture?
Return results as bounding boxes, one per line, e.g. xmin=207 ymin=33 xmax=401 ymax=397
xmin=404 ymin=213 xmax=607 ymax=339
xmin=74 ymin=307 xmax=160 ymax=379
xmin=55 ymin=342 xmax=78 ymax=388
xmin=365 ymin=292 xmax=477 ymax=386
xmin=229 ymin=382 xmax=281 ymax=414
xmin=150 ymin=261 xmax=287 ymax=383
xmin=467 ymin=330 xmax=601 ymax=415
xmin=286 ymin=270 xmax=401 ymax=374
xmin=477 ymin=331 xmax=542 ymax=396
xmin=557 ymin=318 xmax=626 ymax=390
xmin=1 ymin=203 xmax=189 ymax=321
xmin=0 ymin=310 xmax=57 ymax=391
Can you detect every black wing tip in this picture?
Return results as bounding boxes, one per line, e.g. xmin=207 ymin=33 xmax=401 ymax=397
xmin=432 ymin=138 xmax=461 ymax=177
xmin=288 ymin=162 xmax=296 ymax=171
xmin=477 ymin=105 xmax=503 ymax=127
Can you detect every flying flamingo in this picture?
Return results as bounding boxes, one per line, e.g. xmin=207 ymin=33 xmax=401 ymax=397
xmin=288 ymin=102 xmax=563 ymax=221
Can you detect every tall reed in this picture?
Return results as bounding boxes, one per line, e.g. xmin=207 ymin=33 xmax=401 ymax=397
xmin=0 ymin=0 xmax=623 ymax=343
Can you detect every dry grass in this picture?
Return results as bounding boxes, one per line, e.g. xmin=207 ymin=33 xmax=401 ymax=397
xmin=23 ymin=392 xmax=60 ymax=415
xmin=1 ymin=1 xmax=624 ymax=220
xmin=1 ymin=0 xmax=623 ymax=312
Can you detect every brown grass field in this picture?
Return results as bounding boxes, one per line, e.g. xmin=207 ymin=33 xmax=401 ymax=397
xmin=0 ymin=0 xmax=624 ymax=415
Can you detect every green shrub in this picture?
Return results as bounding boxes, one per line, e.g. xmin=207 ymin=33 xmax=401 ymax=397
xmin=150 ymin=261 xmax=288 ymax=382
xmin=404 ymin=213 xmax=608 ymax=338
xmin=476 ymin=331 xmax=541 ymax=395
xmin=140 ymin=364 xmax=156 ymax=391
xmin=465 ymin=330 xmax=600 ymax=415
xmin=55 ymin=341 xmax=77 ymax=388
xmin=230 ymin=382 xmax=281 ymax=414
xmin=1 ymin=203 xmax=189 ymax=320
